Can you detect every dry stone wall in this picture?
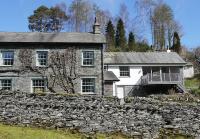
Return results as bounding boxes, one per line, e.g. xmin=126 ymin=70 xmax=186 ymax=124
xmin=0 ymin=91 xmax=199 ymax=138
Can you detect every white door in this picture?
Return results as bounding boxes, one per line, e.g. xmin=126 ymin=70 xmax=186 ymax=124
xmin=116 ymin=86 xmax=124 ymax=99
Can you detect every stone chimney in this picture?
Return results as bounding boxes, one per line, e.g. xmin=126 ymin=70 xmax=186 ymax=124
xmin=93 ymin=17 xmax=101 ymax=34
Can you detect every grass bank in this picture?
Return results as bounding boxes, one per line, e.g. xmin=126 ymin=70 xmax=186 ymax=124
xmin=185 ymin=74 xmax=200 ymax=95
xmin=0 ymin=124 xmax=194 ymax=139
xmin=0 ymin=124 xmax=128 ymax=139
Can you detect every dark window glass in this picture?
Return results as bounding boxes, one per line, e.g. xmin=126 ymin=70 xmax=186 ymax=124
xmin=1 ymin=79 xmax=12 ymax=90
xmin=32 ymin=79 xmax=46 ymax=93
xmin=2 ymin=51 xmax=14 ymax=66
xmin=37 ymin=51 xmax=48 ymax=66
xmin=82 ymin=51 xmax=94 ymax=66
xmin=82 ymin=78 xmax=95 ymax=93
xmin=120 ymin=66 xmax=130 ymax=77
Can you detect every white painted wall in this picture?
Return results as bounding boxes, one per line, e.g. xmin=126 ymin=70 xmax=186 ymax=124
xmin=113 ymin=81 xmax=116 ymax=96
xmin=183 ymin=66 xmax=194 ymax=78
xmin=108 ymin=66 xmax=143 ymax=86
xmin=108 ymin=65 xmax=143 ymax=97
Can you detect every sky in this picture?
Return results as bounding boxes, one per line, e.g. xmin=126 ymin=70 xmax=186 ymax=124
xmin=0 ymin=0 xmax=199 ymax=49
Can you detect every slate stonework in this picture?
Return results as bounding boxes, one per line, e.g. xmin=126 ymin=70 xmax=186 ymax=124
xmin=0 ymin=91 xmax=199 ymax=138
xmin=0 ymin=43 xmax=103 ymax=94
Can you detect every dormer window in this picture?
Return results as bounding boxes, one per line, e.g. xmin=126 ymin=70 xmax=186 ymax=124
xmin=36 ymin=51 xmax=48 ymax=67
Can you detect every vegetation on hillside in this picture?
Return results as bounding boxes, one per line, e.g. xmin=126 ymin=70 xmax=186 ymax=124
xmin=185 ymin=74 xmax=200 ymax=96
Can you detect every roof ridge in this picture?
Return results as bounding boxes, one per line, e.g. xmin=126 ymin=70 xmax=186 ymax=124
xmin=104 ymin=52 xmax=186 ymax=64
xmin=104 ymin=52 xmax=176 ymax=53
xmin=0 ymin=32 xmax=93 ymax=34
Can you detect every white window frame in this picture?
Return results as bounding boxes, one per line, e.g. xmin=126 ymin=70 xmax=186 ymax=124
xmin=31 ymin=78 xmax=47 ymax=93
xmin=0 ymin=79 xmax=12 ymax=91
xmin=0 ymin=51 xmax=14 ymax=66
xmin=81 ymin=77 xmax=96 ymax=94
xmin=36 ymin=50 xmax=48 ymax=67
xmin=82 ymin=50 xmax=94 ymax=66
xmin=119 ymin=66 xmax=130 ymax=77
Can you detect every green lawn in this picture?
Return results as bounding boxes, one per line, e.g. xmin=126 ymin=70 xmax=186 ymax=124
xmin=0 ymin=124 xmax=81 ymax=139
xmin=0 ymin=124 xmax=194 ymax=139
xmin=0 ymin=124 xmax=128 ymax=139
xmin=185 ymin=75 xmax=200 ymax=95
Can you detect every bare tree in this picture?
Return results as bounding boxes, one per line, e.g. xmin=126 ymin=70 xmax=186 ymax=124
xmin=49 ymin=48 xmax=78 ymax=93
xmin=152 ymin=3 xmax=174 ymax=50
xmin=166 ymin=20 xmax=182 ymax=49
xmin=194 ymin=47 xmax=200 ymax=71
xmin=18 ymin=49 xmax=52 ymax=92
xmin=135 ymin=0 xmax=157 ymax=22
xmin=135 ymin=0 xmax=159 ymax=46
xmin=119 ymin=3 xmax=129 ymax=30
xmin=18 ymin=49 xmax=33 ymax=69
xmin=69 ymin=0 xmax=82 ymax=32
xmin=135 ymin=0 xmax=183 ymax=51
xmin=68 ymin=0 xmax=93 ymax=32
xmin=93 ymin=5 xmax=112 ymax=34
xmin=194 ymin=47 xmax=200 ymax=61
xmin=18 ymin=48 xmax=78 ymax=93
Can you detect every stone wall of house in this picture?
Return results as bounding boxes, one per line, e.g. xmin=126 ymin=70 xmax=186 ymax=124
xmin=0 ymin=43 xmax=103 ymax=94
xmin=104 ymin=81 xmax=113 ymax=96
xmin=0 ymin=91 xmax=200 ymax=138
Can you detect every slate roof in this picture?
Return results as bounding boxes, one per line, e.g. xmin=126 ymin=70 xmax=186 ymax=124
xmin=104 ymin=52 xmax=186 ymax=65
xmin=104 ymin=71 xmax=119 ymax=81
xmin=0 ymin=32 xmax=106 ymax=43
xmin=186 ymin=62 xmax=193 ymax=66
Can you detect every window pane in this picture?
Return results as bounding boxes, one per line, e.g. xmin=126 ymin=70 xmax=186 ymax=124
xmin=82 ymin=51 xmax=94 ymax=66
xmin=120 ymin=66 xmax=130 ymax=77
xmin=3 ymin=59 xmax=14 ymax=65
xmin=104 ymin=66 xmax=108 ymax=71
xmin=37 ymin=51 xmax=48 ymax=66
xmin=0 ymin=79 xmax=12 ymax=90
xmin=83 ymin=59 xmax=93 ymax=65
xmin=82 ymin=78 xmax=95 ymax=93
xmin=2 ymin=51 xmax=14 ymax=66
xmin=32 ymin=79 xmax=45 ymax=93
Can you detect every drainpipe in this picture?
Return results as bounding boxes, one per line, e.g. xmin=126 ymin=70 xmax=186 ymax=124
xmin=160 ymin=67 xmax=162 ymax=82
xmin=101 ymin=45 xmax=104 ymax=96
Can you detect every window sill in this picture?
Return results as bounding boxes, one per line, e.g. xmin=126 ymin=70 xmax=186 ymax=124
xmin=0 ymin=65 xmax=13 ymax=67
xmin=119 ymin=76 xmax=130 ymax=78
xmin=81 ymin=65 xmax=95 ymax=67
xmin=81 ymin=92 xmax=96 ymax=95
xmin=36 ymin=65 xmax=48 ymax=68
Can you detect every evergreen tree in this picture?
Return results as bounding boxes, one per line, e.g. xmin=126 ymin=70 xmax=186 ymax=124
xmin=115 ymin=18 xmax=127 ymax=51
xmin=105 ymin=20 xmax=115 ymax=51
xmin=136 ymin=41 xmax=151 ymax=52
xmin=28 ymin=5 xmax=68 ymax=32
xmin=172 ymin=32 xmax=181 ymax=54
xmin=128 ymin=32 xmax=135 ymax=51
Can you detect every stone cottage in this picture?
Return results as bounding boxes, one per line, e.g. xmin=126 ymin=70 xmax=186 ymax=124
xmin=0 ymin=20 xmax=106 ymax=95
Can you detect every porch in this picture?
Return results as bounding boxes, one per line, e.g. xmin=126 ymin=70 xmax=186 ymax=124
xmin=141 ymin=67 xmax=183 ymax=85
